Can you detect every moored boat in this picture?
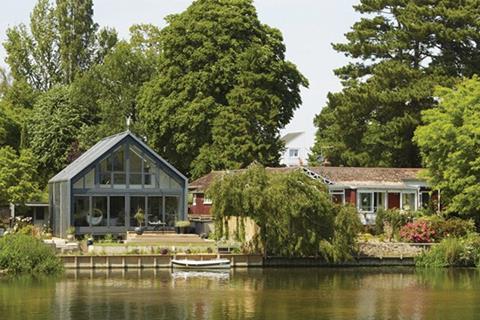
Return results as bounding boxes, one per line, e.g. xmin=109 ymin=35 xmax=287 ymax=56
xmin=171 ymin=258 xmax=231 ymax=269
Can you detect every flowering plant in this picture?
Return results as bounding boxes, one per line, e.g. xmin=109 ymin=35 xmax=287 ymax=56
xmin=399 ymin=220 xmax=436 ymax=243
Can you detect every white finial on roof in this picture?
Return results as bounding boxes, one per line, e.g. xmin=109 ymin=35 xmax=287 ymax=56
xmin=126 ymin=115 xmax=132 ymax=131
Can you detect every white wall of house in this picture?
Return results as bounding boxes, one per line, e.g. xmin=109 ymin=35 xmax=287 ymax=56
xmin=280 ymin=132 xmax=311 ymax=166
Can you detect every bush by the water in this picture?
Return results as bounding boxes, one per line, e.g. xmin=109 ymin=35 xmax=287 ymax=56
xmin=375 ymin=209 xmax=416 ymax=238
xmin=0 ymin=234 xmax=63 ymax=274
xmin=416 ymin=235 xmax=480 ymax=267
xmin=320 ymin=205 xmax=362 ymax=263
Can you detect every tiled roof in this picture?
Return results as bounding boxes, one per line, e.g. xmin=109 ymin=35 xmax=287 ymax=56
xmin=189 ymin=166 xmax=424 ymax=191
xmin=309 ymin=167 xmax=423 ymax=187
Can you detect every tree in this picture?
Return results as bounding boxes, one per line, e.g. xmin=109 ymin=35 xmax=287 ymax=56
xmin=138 ymin=0 xmax=307 ymax=177
xmin=414 ymin=77 xmax=480 ymax=220
xmin=0 ymin=147 xmax=40 ymax=206
xmin=3 ymin=0 xmax=117 ymax=91
xmin=207 ymin=165 xmax=336 ymax=257
xmin=310 ymin=0 xmax=480 ymax=168
xmin=28 ymin=86 xmax=85 ymax=183
xmin=71 ymin=25 xmax=160 ymax=148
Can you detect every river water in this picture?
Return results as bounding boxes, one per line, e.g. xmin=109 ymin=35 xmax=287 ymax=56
xmin=1 ymin=267 xmax=479 ymax=319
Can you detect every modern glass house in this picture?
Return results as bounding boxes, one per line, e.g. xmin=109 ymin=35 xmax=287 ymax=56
xmin=48 ymin=131 xmax=188 ymax=237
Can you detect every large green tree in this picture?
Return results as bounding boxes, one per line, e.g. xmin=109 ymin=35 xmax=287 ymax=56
xmin=3 ymin=0 xmax=117 ymax=91
xmin=0 ymin=147 xmax=40 ymax=206
xmin=28 ymin=86 xmax=85 ymax=183
xmin=415 ymin=78 xmax=480 ymax=220
xmin=71 ymin=25 xmax=161 ymax=148
xmin=138 ymin=0 xmax=307 ymax=177
xmin=311 ymin=0 xmax=480 ymax=167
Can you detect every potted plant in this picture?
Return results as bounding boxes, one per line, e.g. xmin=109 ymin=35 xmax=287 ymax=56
xmin=66 ymin=226 xmax=76 ymax=241
xmin=134 ymin=208 xmax=145 ymax=235
xmin=175 ymin=220 xmax=191 ymax=234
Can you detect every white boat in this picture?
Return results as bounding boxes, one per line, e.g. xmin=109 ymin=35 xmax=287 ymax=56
xmin=171 ymin=258 xmax=231 ymax=269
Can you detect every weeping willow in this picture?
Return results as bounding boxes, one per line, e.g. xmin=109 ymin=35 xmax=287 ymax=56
xmin=207 ymin=164 xmax=339 ymax=257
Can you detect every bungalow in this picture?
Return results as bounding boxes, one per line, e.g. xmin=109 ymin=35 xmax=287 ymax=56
xmin=48 ymin=131 xmax=188 ymax=237
xmin=188 ymin=166 xmax=436 ymax=225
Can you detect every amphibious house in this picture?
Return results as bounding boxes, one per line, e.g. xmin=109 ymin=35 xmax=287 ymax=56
xmin=48 ymin=131 xmax=188 ymax=237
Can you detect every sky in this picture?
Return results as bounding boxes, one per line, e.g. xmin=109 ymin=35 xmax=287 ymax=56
xmin=0 ymin=0 xmax=359 ymax=151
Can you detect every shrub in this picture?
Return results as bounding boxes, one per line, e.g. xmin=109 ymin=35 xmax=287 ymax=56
xmin=400 ymin=221 xmax=436 ymax=243
xmin=320 ymin=205 xmax=362 ymax=263
xmin=375 ymin=208 xmax=416 ymax=237
xmin=434 ymin=218 xmax=475 ymax=239
xmin=103 ymin=233 xmax=114 ymax=243
xmin=0 ymin=234 xmax=63 ymax=274
xmin=416 ymin=235 xmax=480 ymax=267
xmin=175 ymin=220 xmax=191 ymax=228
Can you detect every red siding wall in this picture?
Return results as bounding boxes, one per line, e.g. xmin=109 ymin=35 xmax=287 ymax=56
xmin=345 ymin=189 xmax=356 ymax=206
xmin=188 ymin=193 xmax=212 ymax=216
xmin=388 ymin=193 xmax=400 ymax=209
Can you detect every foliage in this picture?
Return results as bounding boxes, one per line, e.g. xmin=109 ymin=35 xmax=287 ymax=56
xmin=71 ymin=27 xmax=159 ymax=147
xmin=310 ymin=0 xmax=480 ymax=167
xmin=28 ymin=85 xmax=86 ymax=183
xmin=416 ymin=235 xmax=480 ymax=268
xmin=3 ymin=0 xmax=117 ymax=90
xmin=0 ymin=234 xmax=63 ymax=274
xmin=175 ymin=220 xmax=191 ymax=228
xmin=375 ymin=208 xmax=416 ymax=238
xmin=208 ymin=164 xmax=337 ymax=257
xmin=320 ymin=205 xmax=362 ymax=263
xmin=399 ymin=221 xmax=436 ymax=243
xmin=134 ymin=208 xmax=145 ymax=226
xmin=415 ymin=77 xmax=480 ymax=220
xmin=420 ymin=216 xmax=476 ymax=240
xmin=0 ymin=146 xmax=40 ymax=206
xmin=103 ymin=233 xmax=114 ymax=243
xmin=138 ymin=0 xmax=307 ymax=177
xmin=66 ymin=226 xmax=75 ymax=235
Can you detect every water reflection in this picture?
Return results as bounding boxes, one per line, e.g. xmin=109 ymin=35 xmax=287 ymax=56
xmin=1 ymin=268 xmax=480 ymax=319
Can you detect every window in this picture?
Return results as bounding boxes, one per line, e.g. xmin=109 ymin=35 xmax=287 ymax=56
xmin=73 ymin=177 xmax=83 ymax=189
xmin=329 ymin=189 xmax=345 ymax=204
xmin=359 ymin=192 xmax=386 ymax=212
xmin=91 ymin=196 xmax=107 ymax=226
xmin=191 ymin=194 xmax=197 ymax=206
xmin=165 ymin=196 xmax=179 ymax=227
xmin=401 ymin=193 xmax=416 ymax=211
xmin=35 ymin=207 xmax=45 ymax=221
xmin=110 ymin=196 xmax=125 ymax=227
xmin=99 ymin=155 xmax=112 ymax=187
xmin=130 ymin=196 xmax=146 ymax=227
xmin=289 ymin=148 xmax=299 ymax=158
xmin=74 ymin=196 xmax=90 ymax=227
xmin=420 ymin=191 xmax=431 ymax=209
xmin=148 ymin=197 xmax=162 ymax=223
xmin=84 ymin=169 xmax=94 ymax=188
xmin=359 ymin=192 xmax=373 ymax=212
xmin=203 ymin=196 xmax=212 ymax=205
xmin=374 ymin=192 xmax=386 ymax=211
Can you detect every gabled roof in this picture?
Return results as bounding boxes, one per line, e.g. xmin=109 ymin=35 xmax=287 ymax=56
xmin=309 ymin=167 xmax=423 ymax=188
xmin=49 ymin=131 xmax=187 ymax=183
xmin=188 ymin=166 xmax=425 ymax=192
xmin=281 ymin=132 xmax=304 ymax=144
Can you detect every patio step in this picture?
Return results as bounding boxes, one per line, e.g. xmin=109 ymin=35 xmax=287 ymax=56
xmin=125 ymin=232 xmax=211 ymax=244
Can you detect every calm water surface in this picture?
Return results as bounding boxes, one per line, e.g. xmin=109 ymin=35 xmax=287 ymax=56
xmin=1 ymin=267 xmax=480 ymax=319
